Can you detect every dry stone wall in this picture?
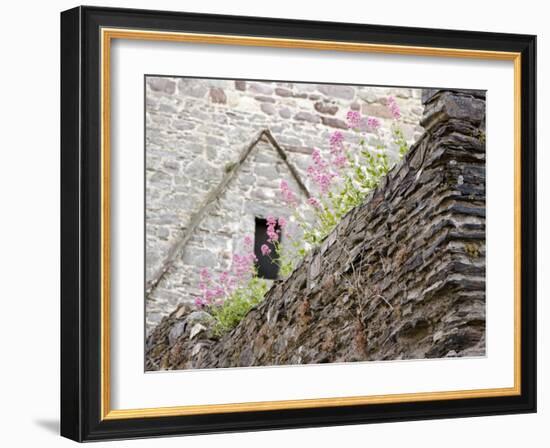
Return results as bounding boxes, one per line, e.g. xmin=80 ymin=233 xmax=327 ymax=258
xmin=145 ymin=89 xmax=486 ymax=369
xmin=146 ymin=77 xmax=424 ymax=331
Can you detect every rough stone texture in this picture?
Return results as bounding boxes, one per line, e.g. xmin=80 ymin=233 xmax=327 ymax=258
xmin=209 ymin=87 xmax=227 ymax=104
xmin=145 ymin=77 xmax=424 ymax=331
xmin=314 ymin=102 xmax=339 ymax=115
xmin=421 ymin=90 xmax=486 ymax=133
xmin=145 ymin=90 xmax=486 ymax=370
xmin=320 ymin=116 xmax=348 ymax=129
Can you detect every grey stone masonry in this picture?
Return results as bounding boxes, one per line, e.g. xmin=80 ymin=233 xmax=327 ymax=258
xmin=145 ymin=89 xmax=486 ymax=369
xmin=145 ymin=77 xmax=424 ymax=332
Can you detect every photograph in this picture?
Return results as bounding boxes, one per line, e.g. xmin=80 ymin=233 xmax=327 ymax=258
xmin=144 ymin=77 xmax=487 ymax=371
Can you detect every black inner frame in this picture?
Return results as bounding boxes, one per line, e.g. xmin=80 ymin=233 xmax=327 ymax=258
xmin=61 ymin=5 xmax=537 ymax=442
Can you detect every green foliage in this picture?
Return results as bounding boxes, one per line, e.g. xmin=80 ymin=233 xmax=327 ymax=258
xmin=277 ymin=247 xmax=297 ymax=277
xmin=209 ymin=276 xmax=268 ymax=336
xmin=300 ymin=143 xmax=394 ymax=247
xmin=392 ymin=126 xmax=409 ymax=157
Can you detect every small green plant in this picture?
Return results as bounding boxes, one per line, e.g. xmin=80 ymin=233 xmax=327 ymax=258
xmin=392 ymin=126 xmax=410 ymax=157
xmin=209 ymin=275 xmax=268 ymax=336
xmin=193 ymin=236 xmax=261 ymax=336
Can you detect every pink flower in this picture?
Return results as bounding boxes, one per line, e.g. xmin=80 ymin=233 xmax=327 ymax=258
xmin=329 ymin=131 xmax=345 ymax=154
xmin=261 ymin=244 xmax=271 ymax=256
xmin=312 ymin=149 xmax=328 ymax=169
xmin=195 ymin=240 xmax=260 ymax=309
xmin=308 ymin=197 xmax=321 ymax=208
xmin=267 ymin=229 xmax=279 ymax=242
xmin=204 ymin=288 xmax=221 ymax=304
xmin=278 ymin=217 xmax=287 ymax=228
xmin=266 ymin=216 xmax=280 ymax=243
xmin=243 ymin=235 xmax=253 ymax=246
xmin=219 ymin=271 xmax=229 ymax=284
xmin=346 ymin=110 xmax=361 ymax=129
xmin=232 ymin=252 xmax=256 ymax=279
xmin=317 ymin=173 xmax=333 ymax=193
xmin=199 ymin=267 xmax=211 ymax=281
xmin=366 ymin=116 xmax=381 ymax=130
xmin=333 ymin=154 xmax=348 ymax=168
xmin=280 ymin=180 xmax=298 ymax=206
xmin=307 ymin=149 xmax=336 ymax=195
xmin=226 ymin=276 xmax=237 ymax=291
xmin=387 ymin=96 xmax=401 ymax=119
xmin=327 ymin=131 xmax=348 ymax=170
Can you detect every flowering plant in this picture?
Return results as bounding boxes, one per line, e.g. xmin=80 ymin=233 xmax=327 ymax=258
xmin=193 ymin=96 xmax=410 ymax=335
xmin=194 ymin=236 xmax=268 ymax=336
xmin=275 ymin=96 xmax=410 ymax=270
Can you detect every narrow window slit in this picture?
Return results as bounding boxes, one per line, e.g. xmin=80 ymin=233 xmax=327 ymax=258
xmin=254 ymin=217 xmax=280 ymax=280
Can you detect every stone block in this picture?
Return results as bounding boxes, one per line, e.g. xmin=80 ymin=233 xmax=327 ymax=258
xmin=254 ymin=95 xmax=276 ymax=103
xmin=178 ymin=79 xmax=208 ymax=98
xmin=320 ymin=116 xmax=347 ymax=129
xmin=148 ymin=77 xmax=176 ymax=94
xmin=294 ymin=111 xmax=321 ymax=124
xmin=314 ymin=102 xmax=339 ymax=115
xmin=275 ymin=87 xmax=292 ymax=97
xmin=317 ymin=84 xmax=355 ymax=100
xmin=260 ymin=103 xmax=276 ymax=115
xmin=235 ymin=80 xmax=246 ymax=91
xmin=361 ymin=103 xmax=393 ymax=118
xmin=249 ymin=83 xmax=274 ymax=95
xmin=279 ymin=107 xmax=291 ymax=119
xmin=209 ymin=87 xmax=227 ymax=104
xmin=173 ymin=120 xmax=195 ymax=131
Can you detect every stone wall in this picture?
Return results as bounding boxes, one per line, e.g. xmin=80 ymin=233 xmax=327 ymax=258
xmin=145 ymin=89 xmax=486 ymax=370
xmin=145 ymin=77 xmax=424 ymax=331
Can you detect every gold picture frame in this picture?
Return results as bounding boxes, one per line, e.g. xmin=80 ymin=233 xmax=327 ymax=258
xmin=61 ymin=6 xmax=536 ymax=441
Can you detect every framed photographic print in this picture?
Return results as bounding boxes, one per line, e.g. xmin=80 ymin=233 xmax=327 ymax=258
xmin=60 ymin=6 xmax=537 ymax=442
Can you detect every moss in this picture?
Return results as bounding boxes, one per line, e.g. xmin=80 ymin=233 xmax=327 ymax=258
xmin=465 ymin=242 xmax=480 ymax=258
xmin=224 ymin=161 xmax=237 ymax=173
xmin=478 ymin=131 xmax=486 ymax=144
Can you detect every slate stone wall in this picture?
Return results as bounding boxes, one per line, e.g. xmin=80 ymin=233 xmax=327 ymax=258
xmin=145 ymin=77 xmax=424 ymax=331
xmin=145 ymin=89 xmax=486 ymax=369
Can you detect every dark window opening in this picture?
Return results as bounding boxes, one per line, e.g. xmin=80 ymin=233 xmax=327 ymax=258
xmin=254 ymin=217 xmax=280 ymax=280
